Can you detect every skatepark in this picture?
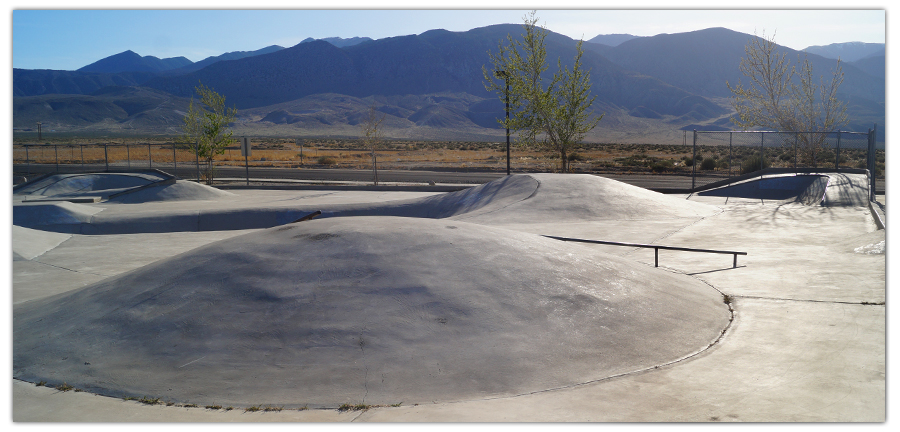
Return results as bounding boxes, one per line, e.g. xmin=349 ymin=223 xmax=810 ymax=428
xmin=10 ymin=171 xmax=885 ymax=422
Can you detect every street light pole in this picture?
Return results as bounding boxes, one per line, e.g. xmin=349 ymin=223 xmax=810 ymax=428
xmin=495 ymin=70 xmax=510 ymax=175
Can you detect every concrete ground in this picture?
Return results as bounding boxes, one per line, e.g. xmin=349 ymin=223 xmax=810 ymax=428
xmin=8 ymin=172 xmax=886 ymax=423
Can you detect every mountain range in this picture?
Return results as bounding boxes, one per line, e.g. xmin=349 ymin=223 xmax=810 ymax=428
xmin=12 ymin=27 xmax=885 ymax=143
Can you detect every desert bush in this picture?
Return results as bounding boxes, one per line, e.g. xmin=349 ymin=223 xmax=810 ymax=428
xmin=650 ymin=160 xmax=674 ymax=172
xmin=567 ymin=152 xmax=586 ymax=162
xmin=700 ymin=158 xmax=717 ymax=170
xmin=741 ymin=154 xmax=770 ymax=174
xmin=317 ymin=156 xmax=336 ymax=165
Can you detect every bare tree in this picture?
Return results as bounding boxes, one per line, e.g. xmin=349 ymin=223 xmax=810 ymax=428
xmin=483 ymin=11 xmax=602 ymax=172
xmin=361 ymin=104 xmax=386 ymax=185
xmin=727 ymin=31 xmax=848 ymax=166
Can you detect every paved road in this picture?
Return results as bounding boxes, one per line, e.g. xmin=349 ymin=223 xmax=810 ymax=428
xmin=13 ymin=163 xmax=885 ymax=193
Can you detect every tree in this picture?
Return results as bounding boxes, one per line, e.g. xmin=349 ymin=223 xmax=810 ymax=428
xmin=483 ymin=11 xmax=602 ymax=173
xmin=181 ymin=82 xmax=237 ymax=184
xmin=727 ymin=31 xmax=848 ymax=166
xmin=360 ymin=103 xmax=386 ymax=185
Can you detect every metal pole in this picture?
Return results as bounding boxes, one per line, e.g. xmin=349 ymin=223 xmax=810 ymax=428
xmin=794 ymin=133 xmax=798 ymax=170
xmin=127 ymin=144 xmax=131 ymax=170
xmin=104 ymin=144 xmax=109 ymax=172
xmin=149 ymin=144 xmax=153 ymax=168
xmin=691 ymin=130 xmax=697 ymax=190
xmin=80 ymin=145 xmax=84 ymax=170
xmin=244 ymin=137 xmax=250 ymax=187
xmin=195 ymin=143 xmax=201 ymax=182
xmin=654 ymin=248 xmax=659 ymax=267
xmin=835 ymin=132 xmax=841 ymax=169
xmin=728 ymin=132 xmax=733 ymax=178
xmin=55 ymin=145 xmax=59 ymax=173
xmin=505 ymin=76 xmax=510 ymax=176
xmin=760 ymin=133 xmax=764 ymax=179
xmin=297 ymin=138 xmax=303 ymax=165
xmin=25 ymin=145 xmax=29 ymax=176
xmin=173 ymin=142 xmax=177 ymax=175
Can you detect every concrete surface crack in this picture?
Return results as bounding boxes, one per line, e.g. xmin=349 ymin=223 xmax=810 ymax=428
xmin=359 ymin=330 xmax=369 ymax=404
xmin=31 ymin=259 xmax=105 ymax=277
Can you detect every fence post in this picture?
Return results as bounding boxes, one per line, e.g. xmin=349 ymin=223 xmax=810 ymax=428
xmin=794 ymin=133 xmax=798 ymax=170
xmin=691 ymin=130 xmax=697 ymax=190
xmin=127 ymin=144 xmax=131 ymax=170
xmin=25 ymin=145 xmax=29 ymax=175
xmin=104 ymin=144 xmax=109 ymax=172
xmin=728 ymin=132 xmax=733 ymax=178
xmin=173 ymin=142 xmax=177 ymax=175
xmin=195 ymin=142 xmax=201 ymax=182
xmin=835 ymin=132 xmax=841 ymax=170
xmin=760 ymin=133 xmax=764 ymax=179
xmin=55 ymin=145 xmax=59 ymax=173
xmin=868 ymin=126 xmax=876 ymax=201
xmin=149 ymin=143 xmax=152 ymax=168
xmin=80 ymin=145 xmax=84 ymax=170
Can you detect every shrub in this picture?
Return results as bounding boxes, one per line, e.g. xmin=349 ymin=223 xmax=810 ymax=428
xmin=650 ymin=160 xmax=674 ymax=172
xmin=700 ymin=158 xmax=717 ymax=170
xmin=741 ymin=154 xmax=770 ymax=174
xmin=317 ymin=156 xmax=336 ymax=165
xmin=567 ymin=152 xmax=586 ymax=162
xmin=717 ymin=160 xmax=730 ymax=170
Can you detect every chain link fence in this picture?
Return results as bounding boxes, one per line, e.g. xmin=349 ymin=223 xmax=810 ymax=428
xmin=692 ymin=129 xmax=880 ymax=200
xmin=13 ymin=142 xmax=206 ymax=181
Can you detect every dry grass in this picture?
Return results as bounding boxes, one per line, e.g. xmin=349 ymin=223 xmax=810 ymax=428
xmin=11 ymin=137 xmax=883 ymax=177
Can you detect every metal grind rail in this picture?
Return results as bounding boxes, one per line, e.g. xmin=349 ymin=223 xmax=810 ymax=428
xmin=543 ymin=235 xmax=747 ymax=268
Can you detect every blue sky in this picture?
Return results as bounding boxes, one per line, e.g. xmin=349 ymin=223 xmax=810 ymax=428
xmin=9 ymin=2 xmax=887 ymax=71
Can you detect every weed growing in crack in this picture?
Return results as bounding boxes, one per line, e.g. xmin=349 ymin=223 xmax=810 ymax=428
xmin=205 ymin=405 xmax=223 ymax=410
xmin=55 ymin=382 xmax=74 ymax=392
xmin=36 ymin=381 xmax=46 ymax=387
xmin=139 ymin=396 xmax=161 ymax=405
xmin=245 ymin=406 xmax=261 ymax=412
xmin=263 ymin=406 xmax=284 ymax=412
xmin=338 ymin=403 xmax=371 ymax=412
xmin=183 ymin=403 xmax=199 ymax=408
xmin=722 ymin=294 xmax=733 ymax=306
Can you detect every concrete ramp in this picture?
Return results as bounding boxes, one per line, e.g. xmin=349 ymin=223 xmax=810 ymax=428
xmin=11 ymin=226 xmax=72 ymax=261
xmin=12 ymin=201 xmax=105 ymax=234
xmin=13 ymin=216 xmax=730 ymax=408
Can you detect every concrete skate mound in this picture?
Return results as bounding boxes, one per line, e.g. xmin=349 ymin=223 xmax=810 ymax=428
xmin=329 ymin=173 xmax=720 ymax=223
xmin=14 ymin=216 xmax=730 ymax=408
xmin=106 ymin=180 xmax=234 ymax=203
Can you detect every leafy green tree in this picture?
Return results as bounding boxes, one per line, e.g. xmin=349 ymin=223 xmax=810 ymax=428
xmin=727 ymin=31 xmax=847 ymax=166
xmin=483 ymin=11 xmax=602 ymax=172
xmin=181 ymin=82 xmax=237 ymax=184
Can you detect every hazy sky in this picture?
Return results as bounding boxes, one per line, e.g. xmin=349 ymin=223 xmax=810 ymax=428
xmin=9 ymin=1 xmax=887 ymax=71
